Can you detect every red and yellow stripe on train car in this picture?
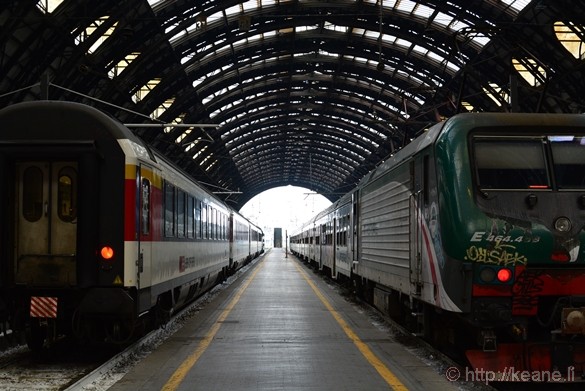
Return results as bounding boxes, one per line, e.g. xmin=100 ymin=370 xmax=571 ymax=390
xmin=124 ymin=164 xmax=164 ymax=242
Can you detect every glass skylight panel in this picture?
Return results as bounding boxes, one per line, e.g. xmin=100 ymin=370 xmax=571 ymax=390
xmin=554 ymin=22 xmax=585 ymax=60
xmin=184 ymin=139 xmax=200 ymax=152
xmin=176 ymin=126 xmax=192 ymax=144
xmin=357 ymin=55 xmax=374 ymax=66
xmin=36 ymin=0 xmax=63 ymax=13
xmin=432 ymin=12 xmax=453 ymax=30
xmin=166 ymin=21 xmax=181 ymax=37
xmin=200 ymin=154 xmax=213 ymax=168
xmin=133 ymin=78 xmax=161 ymax=103
xmin=363 ymin=30 xmax=379 ymax=40
xmin=400 ymin=69 xmax=424 ymax=86
xmin=396 ymin=0 xmax=416 ymax=14
xmin=413 ymin=3 xmax=434 ymax=19
xmin=248 ymin=33 xmax=264 ymax=44
xmin=426 ymin=51 xmax=448 ymax=68
xmin=107 ymin=52 xmax=139 ymax=79
xmin=445 ymin=60 xmax=460 ymax=73
xmin=296 ymin=25 xmax=320 ymax=33
xmin=449 ymin=19 xmax=470 ymax=33
xmin=204 ymin=160 xmax=217 ymax=172
xmin=73 ymin=16 xmax=118 ymax=54
xmin=412 ymin=45 xmax=429 ymax=56
xmin=513 ymin=58 xmax=546 ymax=87
xmin=192 ymin=145 xmax=208 ymax=160
xmin=147 ymin=0 xmax=163 ymax=8
xmin=484 ymin=83 xmax=509 ymax=107
xmin=395 ymin=38 xmax=412 ymax=50
xmin=461 ymin=101 xmax=475 ymax=111
xmin=411 ymin=95 xmax=426 ymax=106
xmin=242 ymin=0 xmax=259 ymax=12
xmin=319 ymin=48 xmax=339 ymax=58
xmin=353 ymin=27 xmax=367 ymax=37
xmin=278 ymin=27 xmax=294 ymax=35
xmin=381 ymin=33 xmax=398 ymax=45
xmin=209 ymin=108 xmax=220 ymax=119
xmin=363 ymin=0 xmax=392 ymax=5
xmin=326 ymin=23 xmax=348 ymax=33
xmin=207 ymin=10 xmax=224 ymax=24
xmin=150 ymin=98 xmax=175 ymax=124
xmin=234 ymin=37 xmax=250 ymax=47
xmin=171 ymin=113 xmax=186 ymax=127
xmin=470 ymin=35 xmax=490 ymax=48
xmin=202 ymin=95 xmax=213 ymax=106
xmin=180 ymin=55 xmax=192 ymax=65
xmin=224 ymin=4 xmax=241 ymax=17
xmin=501 ymin=0 xmax=531 ymax=14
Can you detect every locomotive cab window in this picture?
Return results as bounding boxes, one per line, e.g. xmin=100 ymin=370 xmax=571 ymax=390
xmin=474 ymin=138 xmax=549 ymax=190
xmin=549 ymin=136 xmax=585 ymax=189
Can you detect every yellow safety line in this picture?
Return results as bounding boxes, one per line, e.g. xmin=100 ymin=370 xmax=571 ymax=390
xmin=161 ymin=260 xmax=265 ymax=391
xmin=292 ymin=261 xmax=409 ymax=391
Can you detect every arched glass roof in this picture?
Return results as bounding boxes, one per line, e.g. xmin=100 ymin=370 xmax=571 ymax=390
xmin=2 ymin=0 xmax=585 ymax=208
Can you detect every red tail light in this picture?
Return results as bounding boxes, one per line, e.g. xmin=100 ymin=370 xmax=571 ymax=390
xmin=497 ymin=268 xmax=512 ymax=283
xmin=100 ymin=246 xmax=114 ymax=260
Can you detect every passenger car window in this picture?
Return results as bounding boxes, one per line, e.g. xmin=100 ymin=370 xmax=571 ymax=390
xmin=141 ymin=179 xmax=150 ymax=235
xmin=58 ymin=166 xmax=77 ymax=222
xmin=23 ymin=166 xmax=43 ymax=222
xmin=164 ymin=182 xmax=175 ymax=237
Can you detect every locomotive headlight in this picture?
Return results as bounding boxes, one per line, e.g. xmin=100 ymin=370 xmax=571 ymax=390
xmin=554 ymin=217 xmax=572 ymax=233
xmin=479 ymin=267 xmax=496 ymax=283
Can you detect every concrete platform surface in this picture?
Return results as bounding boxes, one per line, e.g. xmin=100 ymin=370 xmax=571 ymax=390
xmin=108 ymin=248 xmax=461 ymax=391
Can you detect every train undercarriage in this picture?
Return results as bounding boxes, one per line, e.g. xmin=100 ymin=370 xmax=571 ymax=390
xmin=349 ymin=273 xmax=585 ymax=381
xmin=0 ymin=267 xmax=231 ymax=351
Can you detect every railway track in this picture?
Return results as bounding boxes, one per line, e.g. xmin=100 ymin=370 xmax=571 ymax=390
xmin=0 ymin=341 xmax=112 ymax=390
xmin=0 ymin=253 xmax=266 ymax=391
xmin=0 ymin=294 xmax=217 ymax=391
xmin=0 ymin=299 xmax=214 ymax=391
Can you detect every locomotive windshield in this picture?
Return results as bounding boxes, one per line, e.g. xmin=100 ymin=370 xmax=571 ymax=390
xmin=474 ymin=135 xmax=585 ymax=190
xmin=549 ymin=136 xmax=585 ymax=188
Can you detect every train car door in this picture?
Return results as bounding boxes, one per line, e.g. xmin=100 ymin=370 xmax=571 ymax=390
xmin=15 ymin=161 xmax=77 ymax=286
xmin=409 ymin=156 xmax=428 ymax=295
xmin=319 ymin=223 xmax=326 ymax=271
xmin=332 ymin=217 xmax=337 ymax=279
xmin=351 ymin=190 xmax=359 ymax=266
xmin=137 ymin=164 xmax=153 ymax=291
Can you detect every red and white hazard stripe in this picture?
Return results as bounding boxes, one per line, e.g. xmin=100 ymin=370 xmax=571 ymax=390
xmin=30 ymin=296 xmax=58 ymax=318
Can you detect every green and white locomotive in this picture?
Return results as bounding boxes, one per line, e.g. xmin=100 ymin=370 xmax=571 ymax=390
xmin=291 ymin=112 xmax=585 ymax=377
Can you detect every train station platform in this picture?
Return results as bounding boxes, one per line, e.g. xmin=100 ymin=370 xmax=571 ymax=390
xmin=108 ymin=248 xmax=460 ymax=391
